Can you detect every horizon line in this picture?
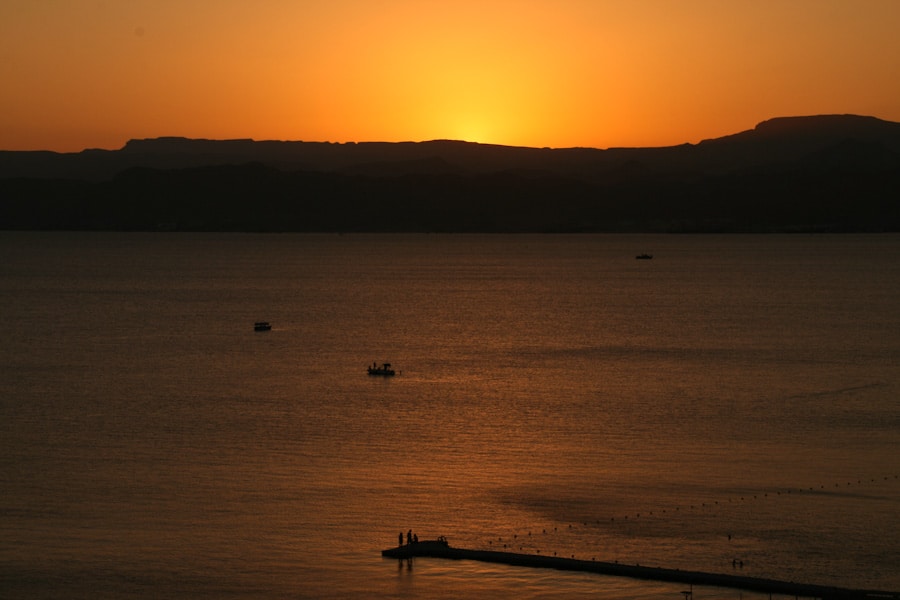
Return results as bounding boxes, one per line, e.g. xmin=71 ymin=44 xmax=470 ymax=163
xmin=3 ymin=113 xmax=896 ymax=154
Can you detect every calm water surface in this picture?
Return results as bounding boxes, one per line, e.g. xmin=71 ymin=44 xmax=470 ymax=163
xmin=1 ymin=233 xmax=899 ymax=599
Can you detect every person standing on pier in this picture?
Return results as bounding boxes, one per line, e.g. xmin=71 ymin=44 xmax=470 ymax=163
xmin=399 ymin=532 xmax=403 ymax=547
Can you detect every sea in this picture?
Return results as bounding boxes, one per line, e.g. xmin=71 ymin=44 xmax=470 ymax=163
xmin=1 ymin=232 xmax=898 ymax=600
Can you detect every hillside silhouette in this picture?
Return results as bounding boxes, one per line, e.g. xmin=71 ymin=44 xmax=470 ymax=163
xmin=2 ymin=114 xmax=899 ymax=232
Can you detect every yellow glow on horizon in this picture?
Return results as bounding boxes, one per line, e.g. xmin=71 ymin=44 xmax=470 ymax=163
xmin=1 ymin=0 xmax=899 ymax=151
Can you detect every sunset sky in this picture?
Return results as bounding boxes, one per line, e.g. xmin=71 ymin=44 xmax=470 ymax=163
xmin=2 ymin=0 xmax=899 ymax=152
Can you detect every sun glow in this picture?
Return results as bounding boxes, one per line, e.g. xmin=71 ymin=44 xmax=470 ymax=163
xmin=1 ymin=0 xmax=899 ymax=151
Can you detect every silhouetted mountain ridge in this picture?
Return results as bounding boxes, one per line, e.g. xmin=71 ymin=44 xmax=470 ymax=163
xmin=2 ymin=114 xmax=899 ymax=232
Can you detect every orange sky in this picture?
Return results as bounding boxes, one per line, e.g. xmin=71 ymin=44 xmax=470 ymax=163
xmin=1 ymin=0 xmax=899 ymax=152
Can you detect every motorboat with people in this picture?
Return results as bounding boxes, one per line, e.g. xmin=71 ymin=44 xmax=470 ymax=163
xmin=254 ymin=321 xmax=272 ymax=331
xmin=368 ymin=362 xmax=396 ymax=376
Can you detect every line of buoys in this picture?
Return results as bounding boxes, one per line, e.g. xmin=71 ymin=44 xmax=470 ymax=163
xmin=596 ymin=473 xmax=900 ymax=527
xmin=481 ymin=474 xmax=899 ymax=559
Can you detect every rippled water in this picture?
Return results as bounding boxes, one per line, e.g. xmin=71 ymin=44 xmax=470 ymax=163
xmin=1 ymin=232 xmax=898 ymax=599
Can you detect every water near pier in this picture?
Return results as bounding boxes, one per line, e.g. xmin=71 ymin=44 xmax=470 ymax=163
xmin=1 ymin=232 xmax=899 ymax=599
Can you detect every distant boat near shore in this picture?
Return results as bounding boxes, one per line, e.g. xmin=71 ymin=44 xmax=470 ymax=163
xmin=636 ymin=253 xmax=653 ymax=260
xmin=254 ymin=321 xmax=272 ymax=331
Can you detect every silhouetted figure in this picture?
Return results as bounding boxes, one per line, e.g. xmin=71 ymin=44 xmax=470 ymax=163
xmin=399 ymin=532 xmax=403 ymax=547
xmin=413 ymin=533 xmax=418 ymax=543
xmin=407 ymin=529 xmax=412 ymax=545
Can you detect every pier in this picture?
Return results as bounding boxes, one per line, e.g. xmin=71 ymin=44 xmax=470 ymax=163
xmin=382 ymin=541 xmax=900 ymax=600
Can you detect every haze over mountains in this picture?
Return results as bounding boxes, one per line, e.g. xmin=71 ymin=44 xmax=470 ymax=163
xmin=2 ymin=114 xmax=899 ymax=232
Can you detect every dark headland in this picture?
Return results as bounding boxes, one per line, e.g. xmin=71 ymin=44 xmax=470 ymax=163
xmin=2 ymin=114 xmax=900 ymax=232
xmin=382 ymin=540 xmax=900 ymax=599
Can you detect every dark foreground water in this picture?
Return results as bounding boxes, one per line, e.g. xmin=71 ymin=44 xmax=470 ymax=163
xmin=1 ymin=232 xmax=898 ymax=599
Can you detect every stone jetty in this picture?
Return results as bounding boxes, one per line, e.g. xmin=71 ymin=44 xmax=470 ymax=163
xmin=382 ymin=541 xmax=899 ymax=600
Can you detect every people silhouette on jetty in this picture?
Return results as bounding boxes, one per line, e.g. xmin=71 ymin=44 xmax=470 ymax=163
xmin=399 ymin=530 xmax=420 ymax=546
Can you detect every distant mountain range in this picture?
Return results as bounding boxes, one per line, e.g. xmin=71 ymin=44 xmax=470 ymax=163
xmin=2 ymin=114 xmax=899 ymax=232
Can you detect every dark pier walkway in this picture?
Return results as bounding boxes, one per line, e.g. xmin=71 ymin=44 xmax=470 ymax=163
xmin=383 ymin=541 xmax=900 ymax=599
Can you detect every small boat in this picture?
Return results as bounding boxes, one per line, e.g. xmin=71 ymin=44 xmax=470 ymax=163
xmin=636 ymin=253 xmax=653 ymax=260
xmin=254 ymin=321 xmax=272 ymax=331
xmin=368 ymin=362 xmax=396 ymax=376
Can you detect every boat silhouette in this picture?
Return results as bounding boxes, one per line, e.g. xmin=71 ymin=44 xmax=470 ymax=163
xmin=367 ymin=362 xmax=395 ymax=376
